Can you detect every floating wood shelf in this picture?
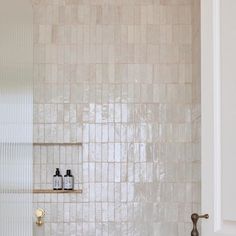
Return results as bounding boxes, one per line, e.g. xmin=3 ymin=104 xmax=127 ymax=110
xmin=33 ymin=143 xmax=82 ymax=146
xmin=0 ymin=143 xmax=83 ymax=146
xmin=33 ymin=189 xmax=83 ymax=194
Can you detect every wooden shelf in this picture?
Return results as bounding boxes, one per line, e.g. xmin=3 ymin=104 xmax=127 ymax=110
xmin=33 ymin=189 xmax=83 ymax=194
xmin=33 ymin=143 xmax=82 ymax=146
xmin=0 ymin=143 xmax=83 ymax=146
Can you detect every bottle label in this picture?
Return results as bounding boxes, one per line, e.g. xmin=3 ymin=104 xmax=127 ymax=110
xmin=53 ymin=176 xmax=62 ymax=189
xmin=64 ymin=177 xmax=74 ymax=190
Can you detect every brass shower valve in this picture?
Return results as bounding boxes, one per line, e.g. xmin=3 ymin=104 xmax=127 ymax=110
xmin=35 ymin=208 xmax=45 ymax=226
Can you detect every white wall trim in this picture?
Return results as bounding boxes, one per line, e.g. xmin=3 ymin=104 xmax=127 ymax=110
xmin=213 ymin=0 xmax=222 ymax=232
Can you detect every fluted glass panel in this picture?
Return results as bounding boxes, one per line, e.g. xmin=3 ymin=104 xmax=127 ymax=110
xmin=0 ymin=1 xmax=33 ymax=236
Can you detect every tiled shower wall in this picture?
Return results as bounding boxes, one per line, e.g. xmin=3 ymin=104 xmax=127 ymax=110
xmin=33 ymin=0 xmax=200 ymax=235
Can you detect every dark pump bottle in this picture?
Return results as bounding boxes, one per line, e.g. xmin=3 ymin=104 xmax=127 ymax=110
xmin=64 ymin=170 xmax=74 ymax=190
xmin=53 ymin=168 xmax=63 ymax=190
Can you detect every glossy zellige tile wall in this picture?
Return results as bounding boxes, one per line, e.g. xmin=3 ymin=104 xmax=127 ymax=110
xmin=33 ymin=0 xmax=200 ymax=235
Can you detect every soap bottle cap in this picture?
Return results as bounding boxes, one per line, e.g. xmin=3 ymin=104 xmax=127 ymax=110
xmin=66 ymin=169 xmax=71 ymax=176
xmin=56 ymin=168 xmax=60 ymax=175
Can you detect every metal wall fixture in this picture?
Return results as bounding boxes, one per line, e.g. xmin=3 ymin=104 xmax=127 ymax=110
xmin=191 ymin=213 xmax=209 ymax=236
xmin=35 ymin=208 xmax=45 ymax=226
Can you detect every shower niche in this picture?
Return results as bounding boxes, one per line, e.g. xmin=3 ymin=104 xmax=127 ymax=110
xmin=33 ymin=142 xmax=83 ymax=194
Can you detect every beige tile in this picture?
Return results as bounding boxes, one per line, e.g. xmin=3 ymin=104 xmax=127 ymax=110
xmin=178 ymin=5 xmax=192 ymax=24
xmin=155 ymin=64 xmax=179 ymax=83
xmin=173 ymin=25 xmax=192 ymax=44
xmin=147 ymin=25 xmax=160 ymax=44
xmin=134 ymin=44 xmax=147 ymax=63
xmin=121 ymin=6 xmax=135 ymax=25
xmin=134 ymin=26 xmax=147 ymax=44
xmin=160 ymin=44 xmax=179 ymax=63
xmin=160 ymin=25 xmax=172 ymax=43
xmin=90 ymin=5 xmax=103 ymax=24
xmin=160 ymin=0 xmax=191 ymax=5
xmin=160 ymin=6 xmax=178 ymax=24
xmin=102 ymin=25 xmax=115 ymax=44
xmin=147 ymin=45 xmax=160 ymax=63
xmin=179 ymin=44 xmax=192 ymax=63
xmin=115 ymin=44 xmax=134 ymax=63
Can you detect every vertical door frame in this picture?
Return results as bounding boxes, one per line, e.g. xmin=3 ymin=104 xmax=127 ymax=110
xmin=201 ymin=0 xmax=222 ymax=234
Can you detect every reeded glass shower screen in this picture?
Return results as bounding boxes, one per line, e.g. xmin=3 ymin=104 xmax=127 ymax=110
xmin=0 ymin=1 xmax=33 ymax=236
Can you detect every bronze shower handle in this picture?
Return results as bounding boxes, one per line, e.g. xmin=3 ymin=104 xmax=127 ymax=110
xmin=197 ymin=214 xmax=209 ymax=219
xmin=191 ymin=213 xmax=209 ymax=236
